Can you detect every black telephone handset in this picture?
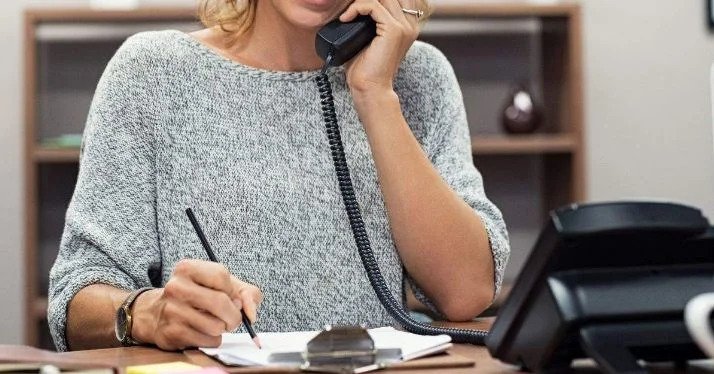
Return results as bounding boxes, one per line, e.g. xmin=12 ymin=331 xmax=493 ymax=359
xmin=315 ymin=16 xmax=377 ymax=67
xmin=314 ymin=17 xmax=489 ymax=344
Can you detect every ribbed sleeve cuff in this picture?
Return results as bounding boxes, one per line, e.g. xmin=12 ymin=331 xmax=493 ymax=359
xmin=48 ymin=266 xmax=137 ymax=351
xmin=476 ymin=212 xmax=510 ymax=300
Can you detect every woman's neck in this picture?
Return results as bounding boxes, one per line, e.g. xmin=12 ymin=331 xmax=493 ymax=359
xmin=227 ymin=6 xmax=326 ymax=72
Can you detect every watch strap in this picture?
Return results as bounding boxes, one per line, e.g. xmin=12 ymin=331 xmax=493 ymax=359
xmin=118 ymin=287 xmax=155 ymax=346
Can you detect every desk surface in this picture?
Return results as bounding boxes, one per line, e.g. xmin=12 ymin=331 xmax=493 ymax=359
xmin=58 ymin=320 xmax=523 ymax=373
xmin=53 ymin=320 xmax=714 ymax=374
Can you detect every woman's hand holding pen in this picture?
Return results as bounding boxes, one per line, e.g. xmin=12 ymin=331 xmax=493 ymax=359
xmin=339 ymin=0 xmax=420 ymax=96
xmin=130 ymin=259 xmax=263 ymax=351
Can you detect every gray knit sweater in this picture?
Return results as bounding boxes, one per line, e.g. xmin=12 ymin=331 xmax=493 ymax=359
xmin=48 ymin=30 xmax=510 ymax=351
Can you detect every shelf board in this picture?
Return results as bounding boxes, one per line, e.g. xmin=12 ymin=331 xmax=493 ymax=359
xmin=33 ymin=297 xmax=48 ymax=319
xmin=25 ymin=7 xmax=197 ymax=23
xmin=472 ymin=134 xmax=577 ymax=155
xmin=422 ymin=18 xmax=541 ymax=36
xmin=24 ymin=2 xmax=579 ymax=23
xmin=36 ymin=21 xmax=199 ymax=42
xmin=433 ymin=2 xmax=579 ymax=17
xmin=35 ymin=18 xmax=544 ymax=43
xmin=31 ymin=135 xmax=575 ymax=162
xmin=34 ymin=147 xmax=80 ymax=163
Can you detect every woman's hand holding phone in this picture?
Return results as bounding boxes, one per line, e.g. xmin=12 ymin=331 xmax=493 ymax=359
xmin=339 ymin=0 xmax=420 ymax=95
xmin=131 ymin=259 xmax=263 ymax=351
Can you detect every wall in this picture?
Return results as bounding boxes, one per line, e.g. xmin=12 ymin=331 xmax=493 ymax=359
xmin=0 ymin=0 xmax=93 ymax=345
xmin=582 ymin=0 xmax=714 ymax=216
xmin=1 ymin=0 xmax=713 ymax=344
xmin=0 ymin=0 xmax=24 ymax=345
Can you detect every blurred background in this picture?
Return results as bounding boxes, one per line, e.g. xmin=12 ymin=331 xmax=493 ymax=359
xmin=0 ymin=0 xmax=712 ymax=349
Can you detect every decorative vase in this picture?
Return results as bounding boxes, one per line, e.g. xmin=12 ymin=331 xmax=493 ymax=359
xmin=501 ymin=85 xmax=542 ymax=134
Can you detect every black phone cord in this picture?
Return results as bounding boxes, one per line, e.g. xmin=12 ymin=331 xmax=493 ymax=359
xmin=315 ymin=68 xmax=489 ymax=345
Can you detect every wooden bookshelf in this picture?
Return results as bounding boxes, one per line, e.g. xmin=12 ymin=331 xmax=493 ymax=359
xmin=24 ymin=2 xmax=584 ymax=348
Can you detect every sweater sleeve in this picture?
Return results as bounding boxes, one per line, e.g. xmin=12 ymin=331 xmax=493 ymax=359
xmin=401 ymin=43 xmax=511 ymax=313
xmin=48 ymin=34 xmax=161 ymax=351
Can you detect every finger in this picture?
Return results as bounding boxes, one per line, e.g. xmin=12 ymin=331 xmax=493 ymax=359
xmin=180 ymin=302 xmax=231 ymax=337
xmin=241 ymin=294 xmax=260 ymax=324
xmin=164 ymin=277 xmax=242 ymax=330
xmin=157 ymin=322 xmax=222 ymax=350
xmin=182 ymin=328 xmax=222 ymax=349
xmin=398 ymin=0 xmax=423 ymax=30
xmin=173 ymin=259 xmax=233 ymax=294
xmin=339 ymin=0 xmax=396 ymax=26
xmin=230 ymin=277 xmax=263 ymax=323
xmin=381 ymin=0 xmax=420 ymax=48
xmin=381 ymin=0 xmax=411 ymax=26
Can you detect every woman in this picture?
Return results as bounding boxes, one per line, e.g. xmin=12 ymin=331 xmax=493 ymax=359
xmin=49 ymin=0 xmax=510 ymax=352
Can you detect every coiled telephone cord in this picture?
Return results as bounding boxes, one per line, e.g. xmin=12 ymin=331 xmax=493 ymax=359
xmin=315 ymin=66 xmax=489 ymax=345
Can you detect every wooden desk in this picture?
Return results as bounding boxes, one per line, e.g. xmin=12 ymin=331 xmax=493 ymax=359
xmin=57 ymin=320 xmax=523 ymax=373
xmin=47 ymin=319 xmax=714 ymax=374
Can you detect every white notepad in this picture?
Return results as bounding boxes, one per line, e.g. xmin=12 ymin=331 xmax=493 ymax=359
xmin=200 ymin=327 xmax=452 ymax=368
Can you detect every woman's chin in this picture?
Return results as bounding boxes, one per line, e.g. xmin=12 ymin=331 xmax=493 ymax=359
xmin=288 ymin=13 xmax=336 ymax=31
xmin=286 ymin=0 xmax=346 ymax=29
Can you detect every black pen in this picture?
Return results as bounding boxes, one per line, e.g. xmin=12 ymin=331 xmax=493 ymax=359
xmin=185 ymin=207 xmax=262 ymax=349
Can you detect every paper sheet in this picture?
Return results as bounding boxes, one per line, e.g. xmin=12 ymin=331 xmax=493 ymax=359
xmin=200 ymin=327 xmax=452 ymax=367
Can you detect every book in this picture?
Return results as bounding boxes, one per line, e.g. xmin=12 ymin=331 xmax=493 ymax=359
xmin=200 ymin=327 xmax=452 ymax=369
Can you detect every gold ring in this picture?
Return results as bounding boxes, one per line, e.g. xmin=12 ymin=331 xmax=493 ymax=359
xmin=401 ymin=8 xmax=424 ymax=19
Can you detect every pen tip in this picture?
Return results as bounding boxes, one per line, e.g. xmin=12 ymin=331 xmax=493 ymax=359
xmin=253 ymin=336 xmax=262 ymax=349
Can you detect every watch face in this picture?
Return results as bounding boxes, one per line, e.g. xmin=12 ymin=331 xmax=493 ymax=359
xmin=115 ymin=307 xmax=129 ymax=341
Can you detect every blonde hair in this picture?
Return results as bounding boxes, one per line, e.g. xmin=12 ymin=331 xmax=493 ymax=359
xmin=198 ymin=0 xmax=433 ymax=34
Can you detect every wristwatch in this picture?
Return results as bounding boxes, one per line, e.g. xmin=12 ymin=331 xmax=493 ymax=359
xmin=115 ymin=287 xmax=154 ymax=346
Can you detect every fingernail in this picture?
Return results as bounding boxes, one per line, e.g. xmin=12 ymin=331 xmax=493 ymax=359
xmin=244 ymin=310 xmax=256 ymax=323
xmin=233 ymin=299 xmax=243 ymax=309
